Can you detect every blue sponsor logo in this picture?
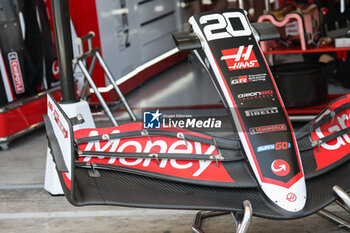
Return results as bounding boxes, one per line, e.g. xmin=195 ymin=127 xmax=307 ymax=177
xmin=257 ymin=142 xmax=291 ymax=152
xmin=257 ymin=144 xmax=275 ymax=152
xmin=143 ymin=110 xmax=162 ymax=129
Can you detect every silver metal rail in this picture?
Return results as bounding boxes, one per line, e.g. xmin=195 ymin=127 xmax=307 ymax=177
xmin=73 ymin=31 xmax=137 ymax=126
xmin=333 ymin=185 xmax=350 ymax=213
xmin=318 ymin=185 xmax=350 ymax=230
xmin=191 ymin=200 xmax=252 ymax=233
xmin=190 ymin=186 xmax=350 ymax=232
xmin=95 ymin=52 xmax=136 ymax=121
xmin=77 ymin=60 xmax=118 ymax=126
xmin=192 ymin=211 xmax=229 ymax=233
xmin=318 ymin=209 xmax=350 ymax=229
xmin=233 ymin=201 xmax=253 ymax=233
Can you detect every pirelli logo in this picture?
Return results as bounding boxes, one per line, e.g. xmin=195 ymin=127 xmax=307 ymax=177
xmin=245 ymin=107 xmax=278 ymax=117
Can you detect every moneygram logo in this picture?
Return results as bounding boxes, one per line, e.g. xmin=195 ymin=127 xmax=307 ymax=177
xmin=221 ymin=45 xmax=259 ymax=71
xmin=238 ymin=90 xmax=273 ymax=100
xmin=249 ymin=124 xmax=287 ymax=135
xmin=245 ymin=107 xmax=278 ymax=117
xmin=230 ymin=73 xmax=266 ymax=85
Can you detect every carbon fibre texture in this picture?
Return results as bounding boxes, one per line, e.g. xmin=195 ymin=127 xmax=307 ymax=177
xmin=75 ymin=159 xmax=258 ymax=188
xmin=72 ymin=155 xmax=350 ymax=220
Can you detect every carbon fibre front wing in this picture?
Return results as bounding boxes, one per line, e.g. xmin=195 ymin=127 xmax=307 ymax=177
xmin=45 ymin=93 xmax=350 ymax=220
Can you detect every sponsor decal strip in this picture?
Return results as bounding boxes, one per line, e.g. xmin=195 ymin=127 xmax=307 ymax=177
xmin=0 ymin=50 xmax=14 ymax=101
xmin=8 ymin=52 xmax=25 ymax=94
xmin=52 ymin=109 xmax=68 ymax=138
xmin=245 ymin=107 xmax=278 ymax=117
xmin=209 ymin=46 xmax=303 ymax=188
xmin=190 ymin=15 xmax=303 ymax=189
xmin=230 ymin=73 xmax=266 ymax=85
xmin=75 ymin=122 xmax=237 ymax=182
xmin=255 ymin=40 xmax=304 ymax=174
xmin=48 ymin=99 xmax=69 ymax=139
xmin=249 ymin=124 xmax=287 ymax=135
xmin=257 ymin=142 xmax=291 ymax=152
xmin=77 ymin=128 xmax=234 ymax=182
xmin=312 ymin=105 xmax=350 ymax=170
xmin=188 ymin=16 xmax=268 ymax=186
xmin=238 ymin=90 xmax=273 ymax=100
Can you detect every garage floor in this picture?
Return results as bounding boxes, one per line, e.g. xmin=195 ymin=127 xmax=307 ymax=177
xmin=1 ymin=60 xmax=350 ymax=233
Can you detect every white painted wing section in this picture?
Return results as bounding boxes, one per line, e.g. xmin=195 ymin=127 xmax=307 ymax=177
xmin=189 ymin=14 xmax=306 ymax=212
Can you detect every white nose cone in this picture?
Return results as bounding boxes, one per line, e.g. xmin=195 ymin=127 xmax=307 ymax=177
xmin=262 ymin=177 xmax=307 ymax=212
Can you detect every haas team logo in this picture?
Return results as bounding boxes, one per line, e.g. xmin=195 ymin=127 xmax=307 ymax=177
xmin=221 ymin=45 xmax=259 ymax=71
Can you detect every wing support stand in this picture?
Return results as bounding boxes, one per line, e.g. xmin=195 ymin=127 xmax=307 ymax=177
xmin=318 ymin=186 xmax=350 ymax=230
xmin=191 ymin=200 xmax=252 ymax=233
xmin=73 ymin=32 xmax=137 ymax=126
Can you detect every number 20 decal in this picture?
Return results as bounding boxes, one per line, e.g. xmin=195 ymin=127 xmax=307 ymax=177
xmin=199 ymin=12 xmax=251 ymax=41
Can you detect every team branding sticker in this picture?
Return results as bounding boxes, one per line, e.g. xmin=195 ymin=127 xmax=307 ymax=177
xmin=76 ymin=124 xmax=234 ymax=183
xmin=249 ymin=124 xmax=287 ymax=135
xmin=286 ymin=193 xmax=297 ymax=202
xmin=143 ymin=110 xmax=162 ymax=129
xmin=199 ymin=12 xmax=252 ymax=42
xmin=52 ymin=60 xmax=60 ymax=80
xmin=257 ymin=142 xmax=291 ymax=152
xmin=312 ymin=106 xmax=350 ymax=170
xmin=245 ymin=107 xmax=278 ymax=117
xmin=8 ymin=52 xmax=25 ymax=94
xmin=231 ymin=75 xmax=248 ymax=85
xmin=193 ymin=10 xmax=306 ymax=212
xmin=81 ymin=136 xmax=219 ymax=178
xmin=271 ymin=159 xmax=290 ymax=176
xmin=221 ymin=45 xmax=259 ymax=71
xmin=238 ymin=90 xmax=273 ymax=100
xmin=48 ymin=100 xmax=68 ymax=138
xmin=230 ymin=73 xmax=266 ymax=85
